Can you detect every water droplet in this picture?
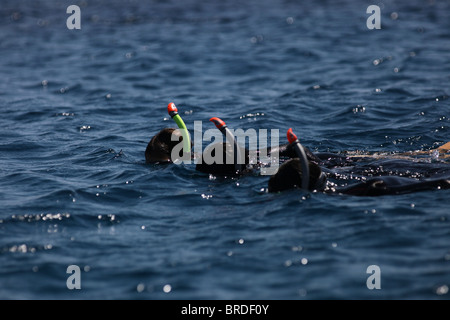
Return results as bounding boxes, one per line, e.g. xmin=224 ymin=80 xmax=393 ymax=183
xmin=436 ymin=285 xmax=448 ymax=295
xmin=353 ymin=105 xmax=366 ymax=113
xmin=80 ymin=125 xmax=91 ymax=132
xmin=431 ymin=150 xmax=440 ymax=159
xmin=137 ymin=283 xmax=145 ymax=293
xmin=250 ymin=35 xmax=263 ymax=44
xmin=163 ymin=284 xmax=172 ymax=293
xmin=37 ymin=19 xmax=49 ymax=27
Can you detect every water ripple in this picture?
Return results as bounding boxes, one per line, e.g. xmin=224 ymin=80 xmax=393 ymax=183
xmin=0 ymin=0 xmax=449 ymax=300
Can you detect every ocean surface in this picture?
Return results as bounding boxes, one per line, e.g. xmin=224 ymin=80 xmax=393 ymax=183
xmin=0 ymin=0 xmax=449 ymax=300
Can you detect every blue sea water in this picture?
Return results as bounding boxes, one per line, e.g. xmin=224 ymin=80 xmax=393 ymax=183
xmin=0 ymin=0 xmax=449 ymax=300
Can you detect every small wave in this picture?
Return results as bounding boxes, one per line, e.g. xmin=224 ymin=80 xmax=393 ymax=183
xmin=408 ymin=94 xmax=448 ymax=104
xmin=382 ymin=87 xmax=416 ymax=97
xmin=0 ymin=212 xmax=71 ymax=224
xmin=51 ymin=83 xmax=84 ymax=95
xmin=0 ymin=140 xmax=45 ymax=152
xmin=1 ymin=243 xmax=55 ymax=254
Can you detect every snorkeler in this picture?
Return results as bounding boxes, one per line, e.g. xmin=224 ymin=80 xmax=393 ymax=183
xmin=145 ymin=103 xmax=314 ymax=170
xmin=145 ymin=103 xmax=449 ymax=196
xmin=267 ymin=128 xmax=450 ymax=196
xmin=195 ymin=117 xmax=305 ymax=176
xmin=145 ymin=128 xmax=180 ymax=163
xmin=145 ymin=103 xmax=191 ymax=164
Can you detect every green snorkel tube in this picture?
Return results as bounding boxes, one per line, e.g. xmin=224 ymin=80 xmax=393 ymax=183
xmin=210 ymin=117 xmax=244 ymax=174
xmin=167 ymin=102 xmax=191 ymax=156
xmin=287 ymin=128 xmax=310 ymax=190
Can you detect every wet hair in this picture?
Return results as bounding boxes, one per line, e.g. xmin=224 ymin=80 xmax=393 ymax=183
xmin=145 ymin=128 xmax=183 ymax=163
xmin=268 ymin=158 xmax=326 ymax=193
xmin=195 ymin=142 xmax=249 ymax=176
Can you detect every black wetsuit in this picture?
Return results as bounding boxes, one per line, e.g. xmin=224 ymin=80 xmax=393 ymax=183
xmin=273 ymin=145 xmax=450 ymax=195
xmin=335 ymin=175 xmax=450 ymax=196
xmin=196 ymin=142 xmax=450 ymax=196
xmin=315 ymin=154 xmax=450 ymax=196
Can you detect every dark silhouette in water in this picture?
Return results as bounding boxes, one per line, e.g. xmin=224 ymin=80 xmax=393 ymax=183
xmin=145 ymin=127 xmax=307 ymax=172
xmin=268 ymin=157 xmax=450 ymax=196
xmin=146 ymin=128 xmax=450 ymax=196
xmin=145 ymin=128 xmax=184 ymax=163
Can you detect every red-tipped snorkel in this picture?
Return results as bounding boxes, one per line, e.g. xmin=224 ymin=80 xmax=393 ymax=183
xmin=210 ymin=117 xmax=244 ymax=174
xmin=287 ymin=128 xmax=310 ymax=190
xmin=210 ymin=117 xmax=226 ymax=132
xmin=167 ymin=102 xmax=178 ymax=117
xmin=167 ymin=102 xmax=191 ymax=155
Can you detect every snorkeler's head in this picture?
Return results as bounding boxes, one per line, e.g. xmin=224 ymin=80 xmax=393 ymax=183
xmin=145 ymin=128 xmax=183 ymax=163
xmin=195 ymin=142 xmax=249 ymax=176
xmin=268 ymin=158 xmax=326 ymax=193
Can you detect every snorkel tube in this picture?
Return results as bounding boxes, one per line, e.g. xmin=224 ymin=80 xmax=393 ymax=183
xmin=287 ymin=128 xmax=310 ymax=190
xmin=210 ymin=117 xmax=244 ymax=174
xmin=167 ymin=102 xmax=191 ymax=155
